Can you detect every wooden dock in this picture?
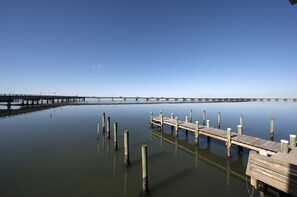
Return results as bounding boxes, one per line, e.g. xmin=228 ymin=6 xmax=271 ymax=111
xmin=150 ymin=114 xmax=281 ymax=156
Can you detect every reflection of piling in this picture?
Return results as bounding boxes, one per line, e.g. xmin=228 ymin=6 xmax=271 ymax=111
xmin=218 ymin=112 xmax=221 ymax=129
xmin=113 ymin=150 xmax=117 ymax=175
xmin=114 ymin=122 xmax=118 ymax=150
xmin=270 ymin=118 xmax=275 ymax=141
xmin=227 ymin=128 xmax=232 ymax=157
xmin=226 ymin=158 xmax=231 ymax=185
xmin=102 ymin=112 xmax=106 ymax=133
xmin=124 ymin=130 xmax=130 ymax=166
xmin=142 ymin=144 xmax=148 ymax=194
xmin=290 ymin=134 xmax=296 ymax=148
xmin=97 ymin=123 xmax=100 ymax=139
xmin=107 ymin=116 xmax=111 ymax=139
xmin=280 ymin=139 xmax=288 ymax=153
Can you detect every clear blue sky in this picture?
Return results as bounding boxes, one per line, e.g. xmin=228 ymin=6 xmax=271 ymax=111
xmin=0 ymin=0 xmax=296 ymax=97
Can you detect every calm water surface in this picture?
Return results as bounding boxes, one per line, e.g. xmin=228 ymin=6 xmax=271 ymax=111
xmin=0 ymin=102 xmax=296 ymax=197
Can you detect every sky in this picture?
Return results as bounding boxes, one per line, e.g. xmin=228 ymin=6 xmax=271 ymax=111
xmin=0 ymin=0 xmax=297 ymax=98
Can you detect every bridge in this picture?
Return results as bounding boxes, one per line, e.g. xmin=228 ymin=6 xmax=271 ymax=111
xmin=0 ymin=94 xmax=297 ymax=108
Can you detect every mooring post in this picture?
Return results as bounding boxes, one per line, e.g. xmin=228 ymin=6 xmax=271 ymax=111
xmin=160 ymin=113 xmax=164 ymax=130
xmin=195 ymin=121 xmax=199 ymax=145
xmin=290 ymin=134 xmax=296 ymax=148
xmin=203 ymin=110 xmax=206 ymax=125
xmin=142 ymin=144 xmax=148 ymax=194
xmin=171 ymin=113 xmax=174 ymax=119
xmin=206 ymin=120 xmax=210 ymax=128
xmin=280 ymin=139 xmax=289 ymax=153
xmin=97 ymin=123 xmax=100 ymax=139
xmin=175 ymin=117 xmax=179 ymax=136
xmin=190 ymin=109 xmax=193 ymax=123
xmin=186 ymin=116 xmax=188 ymax=123
xmin=114 ymin=122 xmax=118 ymax=150
xmin=240 ymin=114 xmax=243 ymax=129
xmin=102 ymin=112 xmax=106 ymax=133
xmin=124 ymin=130 xmax=130 ymax=166
xmin=238 ymin=125 xmax=242 ymax=135
xmin=107 ymin=116 xmax=111 ymax=139
xmin=150 ymin=112 xmax=153 ymax=127
xmin=218 ymin=112 xmax=221 ymax=129
xmin=227 ymin=128 xmax=232 ymax=157
xmin=270 ymin=118 xmax=275 ymax=140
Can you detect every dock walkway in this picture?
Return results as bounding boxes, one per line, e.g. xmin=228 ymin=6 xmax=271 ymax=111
xmin=151 ymin=115 xmax=281 ymax=156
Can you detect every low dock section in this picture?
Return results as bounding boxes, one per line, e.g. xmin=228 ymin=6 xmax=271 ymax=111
xmin=150 ymin=114 xmax=281 ymax=156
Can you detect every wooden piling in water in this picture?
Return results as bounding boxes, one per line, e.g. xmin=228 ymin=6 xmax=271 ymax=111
xmin=186 ymin=116 xmax=188 ymax=123
xmin=102 ymin=112 xmax=106 ymax=133
xmin=171 ymin=113 xmax=174 ymax=119
xmin=238 ymin=125 xmax=242 ymax=135
xmin=160 ymin=113 xmax=163 ymax=130
xmin=190 ymin=109 xmax=193 ymax=123
xmin=270 ymin=118 xmax=275 ymax=140
xmin=114 ymin=122 xmax=118 ymax=150
xmin=107 ymin=116 xmax=110 ymax=139
xmin=206 ymin=120 xmax=210 ymax=128
xmin=150 ymin=112 xmax=153 ymax=127
xmin=142 ymin=144 xmax=148 ymax=194
xmin=227 ymin=128 xmax=232 ymax=157
xmin=290 ymin=134 xmax=296 ymax=148
xmin=203 ymin=110 xmax=206 ymax=125
xmin=240 ymin=114 xmax=243 ymax=128
xmin=124 ymin=130 xmax=130 ymax=166
xmin=280 ymin=140 xmax=288 ymax=153
xmin=195 ymin=121 xmax=199 ymax=145
xmin=175 ymin=117 xmax=179 ymax=136
xmin=218 ymin=112 xmax=221 ymax=128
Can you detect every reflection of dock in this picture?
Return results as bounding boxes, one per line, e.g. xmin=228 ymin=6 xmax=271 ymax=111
xmin=151 ymin=116 xmax=281 ymax=156
xmin=151 ymin=129 xmax=246 ymax=182
xmin=0 ymin=104 xmax=62 ymax=119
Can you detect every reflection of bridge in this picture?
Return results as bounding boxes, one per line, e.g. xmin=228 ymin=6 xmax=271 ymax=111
xmin=0 ymin=104 xmax=63 ymax=119
xmin=150 ymin=128 xmax=246 ymax=183
xmin=1 ymin=94 xmax=297 ymax=108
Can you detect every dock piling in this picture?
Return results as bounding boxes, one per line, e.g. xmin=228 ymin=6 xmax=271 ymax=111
xmin=270 ymin=118 xmax=275 ymax=140
xmin=150 ymin=112 xmax=153 ymax=127
xmin=175 ymin=117 xmax=179 ymax=136
xmin=160 ymin=113 xmax=163 ymax=130
xmin=280 ymin=140 xmax=289 ymax=153
xmin=290 ymin=134 xmax=296 ymax=148
xmin=195 ymin=121 xmax=199 ymax=144
xmin=227 ymin=128 xmax=232 ymax=157
xmin=206 ymin=120 xmax=210 ymax=128
xmin=171 ymin=113 xmax=174 ymax=119
xmin=238 ymin=125 xmax=242 ymax=135
xmin=102 ymin=112 xmax=106 ymax=133
xmin=142 ymin=144 xmax=148 ymax=194
xmin=124 ymin=130 xmax=130 ymax=166
xmin=107 ymin=116 xmax=110 ymax=139
xmin=97 ymin=123 xmax=100 ymax=139
xmin=190 ymin=109 xmax=193 ymax=123
xmin=186 ymin=116 xmax=188 ymax=123
xmin=203 ymin=110 xmax=206 ymax=125
xmin=114 ymin=122 xmax=118 ymax=150
xmin=240 ymin=114 xmax=243 ymax=128
xmin=218 ymin=112 xmax=221 ymax=128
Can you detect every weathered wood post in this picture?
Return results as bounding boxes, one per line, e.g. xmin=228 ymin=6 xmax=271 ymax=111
xmin=175 ymin=117 xmax=179 ymax=136
xmin=97 ymin=123 xmax=100 ymax=139
xmin=150 ymin=112 xmax=153 ymax=128
xmin=195 ymin=121 xmax=199 ymax=145
xmin=218 ymin=112 xmax=221 ymax=129
xmin=290 ymin=134 xmax=296 ymax=148
xmin=171 ymin=113 xmax=174 ymax=119
xmin=227 ymin=128 xmax=232 ymax=157
xmin=280 ymin=139 xmax=289 ymax=153
xmin=190 ymin=109 xmax=193 ymax=123
xmin=160 ymin=113 xmax=164 ymax=130
xmin=240 ymin=114 xmax=243 ymax=129
xmin=114 ymin=122 xmax=118 ymax=150
xmin=237 ymin=125 xmax=243 ymax=153
xmin=185 ymin=116 xmax=188 ymax=123
xmin=102 ymin=112 xmax=106 ymax=133
xmin=203 ymin=110 xmax=206 ymax=125
xmin=207 ymin=120 xmax=210 ymax=141
xmin=238 ymin=125 xmax=242 ymax=135
xmin=270 ymin=118 xmax=275 ymax=140
xmin=124 ymin=130 xmax=130 ymax=166
xmin=142 ymin=144 xmax=148 ymax=194
xmin=107 ymin=116 xmax=110 ymax=139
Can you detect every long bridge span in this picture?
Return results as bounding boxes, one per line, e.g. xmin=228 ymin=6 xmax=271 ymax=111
xmin=0 ymin=94 xmax=297 ymax=108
